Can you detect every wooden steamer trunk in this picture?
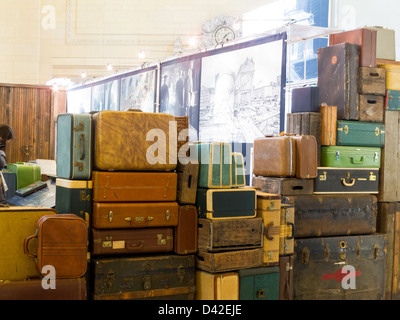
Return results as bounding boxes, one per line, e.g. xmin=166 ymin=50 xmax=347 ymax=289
xmin=91 ymin=255 xmax=195 ymax=300
xmin=293 ymin=234 xmax=387 ymax=300
xmin=252 ymin=176 xmax=314 ymax=196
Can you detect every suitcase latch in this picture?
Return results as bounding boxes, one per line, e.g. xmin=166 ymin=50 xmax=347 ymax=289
xmin=143 ymin=275 xmax=151 ymax=291
xmin=344 ymin=125 xmax=349 ymax=134
xmin=106 ymin=271 xmax=114 ymax=289
xmin=157 ymin=234 xmax=167 ymax=245
xmin=335 ymin=151 xmax=340 ymax=161
xmin=74 ymin=161 xmax=83 ymax=171
xmin=369 ymin=172 xmax=377 ymax=181
xmin=103 ymin=235 xmax=112 ymax=248
xmin=256 ymin=289 xmax=265 ymax=298
xmin=374 ymin=152 xmax=379 ymax=162
xmin=165 ymin=210 xmax=170 ymax=221
xmin=285 ymin=262 xmax=293 ymax=272
xmin=319 ymin=171 xmax=327 ymax=181
xmin=108 ymin=211 xmax=113 ymax=223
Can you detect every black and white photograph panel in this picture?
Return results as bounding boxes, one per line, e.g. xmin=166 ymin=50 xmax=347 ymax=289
xmin=199 ymin=35 xmax=286 ymax=143
xmin=66 ymin=87 xmax=91 ymax=114
xmin=120 ymin=67 xmax=157 ymax=113
xmin=91 ymin=83 xmax=105 ymax=112
xmin=159 ymin=57 xmax=201 ymax=141
xmin=104 ymin=78 xmax=119 ymax=111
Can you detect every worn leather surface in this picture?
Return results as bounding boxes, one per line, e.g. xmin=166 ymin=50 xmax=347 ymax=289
xmin=94 ymin=111 xmax=177 ymax=171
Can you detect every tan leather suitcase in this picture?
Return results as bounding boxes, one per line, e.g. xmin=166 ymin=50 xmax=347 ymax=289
xmin=93 ymin=110 xmax=177 ymax=172
xmin=24 ymin=214 xmax=88 ymax=279
xmin=174 ymin=205 xmax=198 ymax=255
xmin=195 ymin=270 xmax=239 ymax=300
xmin=292 ymin=135 xmax=318 ymax=179
xmin=320 ymin=104 xmax=337 ymax=146
xmin=91 ymin=227 xmax=174 ymax=256
xmin=253 ymin=136 xmax=296 ymax=177
xmin=92 ymin=171 xmax=177 ymax=202
xmin=0 ymin=277 xmax=87 ymax=300
xmin=92 ymin=202 xmax=178 ymax=229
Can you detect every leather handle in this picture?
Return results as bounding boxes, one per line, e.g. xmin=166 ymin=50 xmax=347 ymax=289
xmin=23 ymin=235 xmax=37 ymax=258
xmin=127 ymin=240 xmax=144 ymax=249
xmin=264 ymin=222 xmax=275 ymax=241
xmin=341 ymin=178 xmax=356 ymax=187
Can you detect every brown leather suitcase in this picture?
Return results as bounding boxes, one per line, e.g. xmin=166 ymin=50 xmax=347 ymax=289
xmin=329 ymin=28 xmax=377 ymax=67
xmin=0 ymin=277 xmax=87 ymax=300
xmin=292 ymin=135 xmax=318 ymax=179
xmin=92 ymin=202 xmax=179 ymax=229
xmin=253 ymin=136 xmax=296 ymax=177
xmin=174 ymin=205 xmax=198 ymax=255
xmin=24 ymin=214 xmax=88 ymax=279
xmin=279 ymin=255 xmax=293 ymax=300
xmin=93 ymin=110 xmax=177 ymax=172
xmin=91 ymin=227 xmax=174 ymax=256
xmin=92 ymin=171 xmax=177 ymax=202
xmin=320 ymin=104 xmax=337 ymax=146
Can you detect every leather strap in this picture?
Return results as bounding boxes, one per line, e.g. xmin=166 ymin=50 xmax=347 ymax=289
xmin=23 ymin=235 xmax=37 ymax=258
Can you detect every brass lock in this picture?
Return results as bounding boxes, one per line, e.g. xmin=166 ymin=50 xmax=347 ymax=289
xmin=319 ymin=171 xmax=327 ymax=181
xmin=256 ymin=289 xmax=265 ymax=298
xmin=143 ymin=275 xmax=151 ymax=291
xmin=369 ymin=172 xmax=377 ymax=181
xmin=102 ymin=235 xmax=113 ymax=248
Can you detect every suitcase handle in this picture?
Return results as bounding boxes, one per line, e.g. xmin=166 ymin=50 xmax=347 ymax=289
xmin=127 ymin=240 xmax=144 ymax=249
xmin=286 ymin=222 xmax=295 ymax=240
xmin=349 ymin=156 xmax=364 ymax=164
xmin=341 ymin=178 xmax=356 ymax=187
xmin=23 ymin=235 xmax=38 ymax=258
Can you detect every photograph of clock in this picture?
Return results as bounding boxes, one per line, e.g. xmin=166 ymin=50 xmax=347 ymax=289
xmin=200 ymin=15 xmax=241 ymax=49
xmin=214 ymin=26 xmax=237 ymax=45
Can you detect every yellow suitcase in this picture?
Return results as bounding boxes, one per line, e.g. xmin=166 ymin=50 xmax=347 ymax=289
xmin=379 ymin=64 xmax=400 ymax=90
xmin=279 ymin=204 xmax=295 ymax=256
xmin=195 ymin=270 xmax=239 ymax=300
xmin=0 ymin=206 xmax=57 ymax=281
xmin=256 ymin=192 xmax=281 ymax=266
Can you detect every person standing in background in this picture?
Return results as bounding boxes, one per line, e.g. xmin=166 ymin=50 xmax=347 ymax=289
xmin=0 ymin=125 xmax=14 ymax=206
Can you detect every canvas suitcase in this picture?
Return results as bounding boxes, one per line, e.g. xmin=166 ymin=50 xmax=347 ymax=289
xmin=56 ymin=113 xmax=92 ymax=180
xmin=359 ymin=95 xmax=384 ymax=122
xmin=320 ymin=104 xmax=337 ymax=146
xmin=378 ymin=64 xmax=400 ymax=91
xmin=292 ymin=135 xmax=318 ymax=179
xmin=336 ymin=120 xmax=385 ymax=147
xmin=257 ymin=192 xmax=281 ymax=266
xmin=286 ymin=112 xmax=321 ymax=165
xmin=55 ymin=178 xmax=92 ymax=222
xmin=366 ymin=26 xmax=396 ymax=61
xmin=320 ymin=146 xmax=381 ymax=168
xmin=279 ymin=255 xmax=294 ymax=300
xmin=92 ymin=171 xmax=177 ymax=202
xmin=0 ymin=277 xmax=87 ymax=300
xmin=329 ymin=28 xmax=377 ymax=67
xmin=0 ymin=207 xmax=57 ymax=281
xmin=280 ymin=203 xmax=294 ymax=256
xmin=195 ymin=271 xmax=239 ymax=300
xmin=318 ymin=43 xmax=360 ymax=120
xmin=252 ymin=176 xmax=314 ymax=196
xmin=176 ymin=162 xmax=199 ymax=204
xmin=91 ymin=254 xmax=195 ymax=300
xmin=386 ymin=90 xmax=400 ymax=111
xmin=196 ymin=248 xmax=263 ymax=273
xmin=195 ymin=142 xmax=232 ymax=189
xmin=359 ymin=67 xmax=386 ymax=96
xmin=253 ymin=136 xmax=296 ymax=177
xmin=24 ymin=214 xmax=88 ymax=279
xmin=93 ymin=110 xmax=177 ymax=172
xmin=231 ymin=152 xmax=245 ymax=187
xmin=91 ymin=227 xmax=173 ymax=256
xmin=174 ymin=205 xmax=198 ymax=255
xmin=314 ymin=167 xmax=379 ymax=194
xmin=197 ymin=218 xmax=263 ymax=252
xmin=290 ymin=86 xmax=320 ymax=113
xmin=7 ymin=162 xmax=41 ymax=190
xmin=238 ymin=266 xmax=280 ymax=300
xmin=196 ymin=188 xmax=257 ymax=220
xmin=281 ymin=194 xmax=377 ymax=238
xmin=92 ymin=202 xmax=178 ymax=229
xmin=379 ymin=111 xmax=400 ymax=202
xmin=293 ymin=234 xmax=387 ymax=300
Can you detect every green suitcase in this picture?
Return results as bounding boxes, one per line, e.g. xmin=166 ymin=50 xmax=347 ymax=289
xmin=7 ymin=162 xmax=41 ymax=189
xmin=196 ymin=188 xmax=257 ymax=219
xmin=320 ymin=146 xmax=381 ymax=168
xmin=386 ymin=90 xmax=400 ymax=111
xmin=194 ymin=142 xmax=232 ymax=189
xmin=232 ymin=152 xmax=245 ymax=187
xmin=336 ymin=120 xmax=385 ymax=147
xmin=238 ymin=266 xmax=280 ymax=300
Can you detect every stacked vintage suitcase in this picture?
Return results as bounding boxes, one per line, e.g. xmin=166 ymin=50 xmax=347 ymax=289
xmin=55 ymin=111 xmax=200 ymax=300
xmin=255 ymin=26 xmax=397 ymax=300
xmin=194 ymin=142 xmax=281 ymax=300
